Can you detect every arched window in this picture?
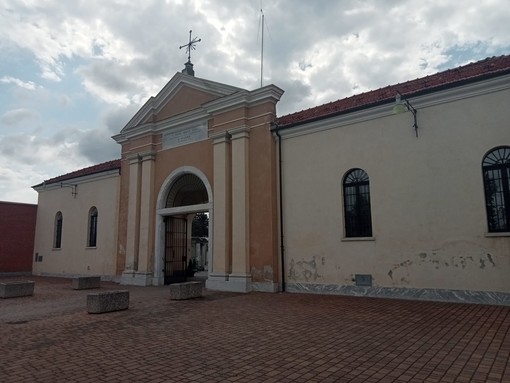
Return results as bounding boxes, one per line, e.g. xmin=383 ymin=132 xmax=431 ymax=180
xmin=343 ymin=168 xmax=373 ymax=237
xmin=482 ymin=146 xmax=510 ymax=233
xmin=88 ymin=207 xmax=98 ymax=247
xmin=54 ymin=211 xmax=63 ymax=249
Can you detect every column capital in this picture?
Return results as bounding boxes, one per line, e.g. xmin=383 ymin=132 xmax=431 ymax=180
xmin=126 ymin=151 xmax=156 ymax=164
xmin=140 ymin=151 xmax=156 ymax=162
xmin=210 ymin=131 xmax=231 ymax=145
xmin=229 ymin=126 xmax=250 ymax=140
xmin=127 ymin=154 xmax=140 ymax=165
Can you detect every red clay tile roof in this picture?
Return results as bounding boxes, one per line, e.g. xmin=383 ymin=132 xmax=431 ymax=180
xmin=276 ymin=55 xmax=510 ymax=128
xmin=36 ymin=159 xmax=121 ymax=187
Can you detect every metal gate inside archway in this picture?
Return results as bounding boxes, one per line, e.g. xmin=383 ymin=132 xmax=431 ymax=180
xmin=164 ymin=216 xmax=188 ymax=284
xmin=163 ymin=173 xmax=209 ymax=285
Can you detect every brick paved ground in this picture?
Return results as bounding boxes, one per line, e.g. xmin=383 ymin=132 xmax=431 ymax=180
xmin=0 ymin=276 xmax=509 ymax=383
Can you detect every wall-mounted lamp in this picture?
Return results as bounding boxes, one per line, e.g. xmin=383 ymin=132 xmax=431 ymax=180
xmin=60 ymin=182 xmax=78 ymax=198
xmin=393 ymin=92 xmax=418 ymax=137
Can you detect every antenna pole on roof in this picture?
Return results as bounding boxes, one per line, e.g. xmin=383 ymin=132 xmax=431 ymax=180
xmin=260 ymin=9 xmax=264 ymax=88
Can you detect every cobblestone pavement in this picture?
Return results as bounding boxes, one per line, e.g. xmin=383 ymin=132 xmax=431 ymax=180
xmin=0 ymin=276 xmax=509 ymax=383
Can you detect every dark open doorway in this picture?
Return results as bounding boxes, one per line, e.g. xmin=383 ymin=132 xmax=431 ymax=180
xmin=164 ymin=216 xmax=188 ymax=284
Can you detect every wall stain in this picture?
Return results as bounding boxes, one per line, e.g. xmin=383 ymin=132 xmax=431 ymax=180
xmin=487 ymin=253 xmax=496 ymax=267
xmin=288 ymin=255 xmax=323 ymax=282
xmin=251 ymin=265 xmax=274 ymax=282
xmin=387 ymin=250 xmax=497 ymax=281
xmin=387 ymin=259 xmax=412 ymax=284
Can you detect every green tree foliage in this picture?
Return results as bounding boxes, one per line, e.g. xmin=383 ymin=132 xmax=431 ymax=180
xmin=192 ymin=212 xmax=209 ymax=237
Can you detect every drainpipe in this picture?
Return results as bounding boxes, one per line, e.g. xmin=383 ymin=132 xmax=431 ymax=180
xmin=272 ymin=123 xmax=285 ymax=292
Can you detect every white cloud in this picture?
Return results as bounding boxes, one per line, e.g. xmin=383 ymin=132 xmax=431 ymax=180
xmin=0 ymin=0 xmax=509 ymax=202
xmin=0 ymin=108 xmax=39 ymax=126
xmin=0 ymin=130 xmax=100 ymax=203
xmin=0 ymin=162 xmax=40 ymax=204
xmin=0 ymin=76 xmax=39 ymax=90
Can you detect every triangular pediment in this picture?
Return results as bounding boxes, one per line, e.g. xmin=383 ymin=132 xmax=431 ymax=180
xmin=120 ymin=72 xmax=243 ymax=133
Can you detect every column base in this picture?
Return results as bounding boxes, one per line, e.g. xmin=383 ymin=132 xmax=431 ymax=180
xmin=205 ymin=273 xmax=253 ymax=293
xmin=152 ymin=275 xmax=164 ymax=286
xmin=251 ymin=282 xmax=280 ymax=292
xmin=120 ymin=271 xmax=153 ymax=286
xmin=205 ymin=273 xmax=230 ymax=291
xmin=228 ymin=273 xmax=252 ymax=293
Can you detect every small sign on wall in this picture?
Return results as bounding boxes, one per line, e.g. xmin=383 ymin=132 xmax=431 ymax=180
xmin=162 ymin=123 xmax=208 ymax=150
xmin=355 ymin=274 xmax=372 ymax=287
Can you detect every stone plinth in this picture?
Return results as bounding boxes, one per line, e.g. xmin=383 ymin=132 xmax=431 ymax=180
xmin=169 ymin=282 xmax=203 ymax=300
xmin=72 ymin=276 xmax=101 ymax=290
xmin=0 ymin=281 xmax=34 ymax=298
xmin=87 ymin=291 xmax=129 ymax=314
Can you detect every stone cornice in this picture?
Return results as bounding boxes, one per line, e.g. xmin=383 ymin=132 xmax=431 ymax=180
xmin=113 ymin=83 xmax=283 ymax=144
xmin=203 ymin=84 xmax=284 ymax=114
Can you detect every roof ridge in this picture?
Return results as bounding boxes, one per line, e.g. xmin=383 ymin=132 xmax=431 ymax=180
xmin=277 ymin=54 xmax=510 ymax=127
xmin=41 ymin=158 xmax=121 ymax=186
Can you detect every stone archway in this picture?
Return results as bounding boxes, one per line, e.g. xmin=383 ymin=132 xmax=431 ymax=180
xmin=165 ymin=173 xmax=209 ymax=207
xmin=153 ymin=167 xmax=213 ymax=286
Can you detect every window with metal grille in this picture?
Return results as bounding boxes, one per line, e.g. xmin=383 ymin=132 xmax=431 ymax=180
xmin=343 ymin=168 xmax=373 ymax=237
xmin=482 ymin=146 xmax=510 ymax=233
xmin=88 ymin=207 xmax=98 ymax=247
xmin=54 ymin=211 xmax=63 ymax=248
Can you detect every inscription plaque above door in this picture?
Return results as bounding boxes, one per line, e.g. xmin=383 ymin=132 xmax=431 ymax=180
xmin=162 ymin=123 xmax=207 ymax=149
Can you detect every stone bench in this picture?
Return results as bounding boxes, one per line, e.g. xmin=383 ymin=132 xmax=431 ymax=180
xmin=87 ymin=290 xmax=129 ymax=314
xmin=169 ymin=281 xmax=203 ymax=300
xmin=72 ymin=276 xmax=101 ymax=290
xmin=0 ymin=281 xmax=35 ymax=298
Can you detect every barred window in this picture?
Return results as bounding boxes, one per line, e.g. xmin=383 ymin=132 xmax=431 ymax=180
xmin=88 ymin=207 xmax=98 ymax=247
xmin=343 ymin=169 xmax=373 ymax=237
xmin=482 ymin=146 xmax=510 ymax=233
xmin=54 ymin=211 xmax=63 ymax=249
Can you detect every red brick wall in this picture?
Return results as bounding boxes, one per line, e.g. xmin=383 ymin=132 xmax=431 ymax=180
xmin=0 ymin=202 xmax=37 ymax=273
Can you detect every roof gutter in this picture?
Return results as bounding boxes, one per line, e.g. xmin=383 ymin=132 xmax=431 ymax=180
xmin=277 ymin=68 xmax=510 ymax=131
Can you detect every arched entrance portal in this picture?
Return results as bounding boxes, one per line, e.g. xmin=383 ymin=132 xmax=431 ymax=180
xmin=154 ymin=167 xmax=213 ymax=286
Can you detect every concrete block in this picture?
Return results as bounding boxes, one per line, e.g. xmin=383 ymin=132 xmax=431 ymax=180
xmin=72 ymin=276 xmax=101 ymax=290
xmin=0 ymin=281 xmax=35 ymax=298
xmin=169 ymin=281 xmax=202 ymax=300
xmin=87 ymin=290 xmax=129 ymax=314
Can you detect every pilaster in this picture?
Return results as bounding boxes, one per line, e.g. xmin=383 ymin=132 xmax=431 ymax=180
xmin=121 ymin=152 xmax=155 ymax=286
xmin=229 ymin=126 xmax=251 ymax=292
xmin=124 ymin=155 xmax=141 ymax=272
xmin=137 ymin=152 xmax=156 ymax=275
xmin=207 ymin=131 xmax=232 ymax=288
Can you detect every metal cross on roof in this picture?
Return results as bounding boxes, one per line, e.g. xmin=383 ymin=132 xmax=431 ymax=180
xmin=179 ymin=30 xmax=201 ymax=63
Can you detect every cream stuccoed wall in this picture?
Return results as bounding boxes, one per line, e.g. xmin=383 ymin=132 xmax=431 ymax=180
xmin=32 ymin=172 xmax=120 ymax=279
xmin=280 ymin=78 xmax=510 ymax=296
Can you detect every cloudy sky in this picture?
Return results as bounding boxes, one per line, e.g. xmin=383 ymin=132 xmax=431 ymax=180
xmin=1 ymin=0 xmax=509 ymax=203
